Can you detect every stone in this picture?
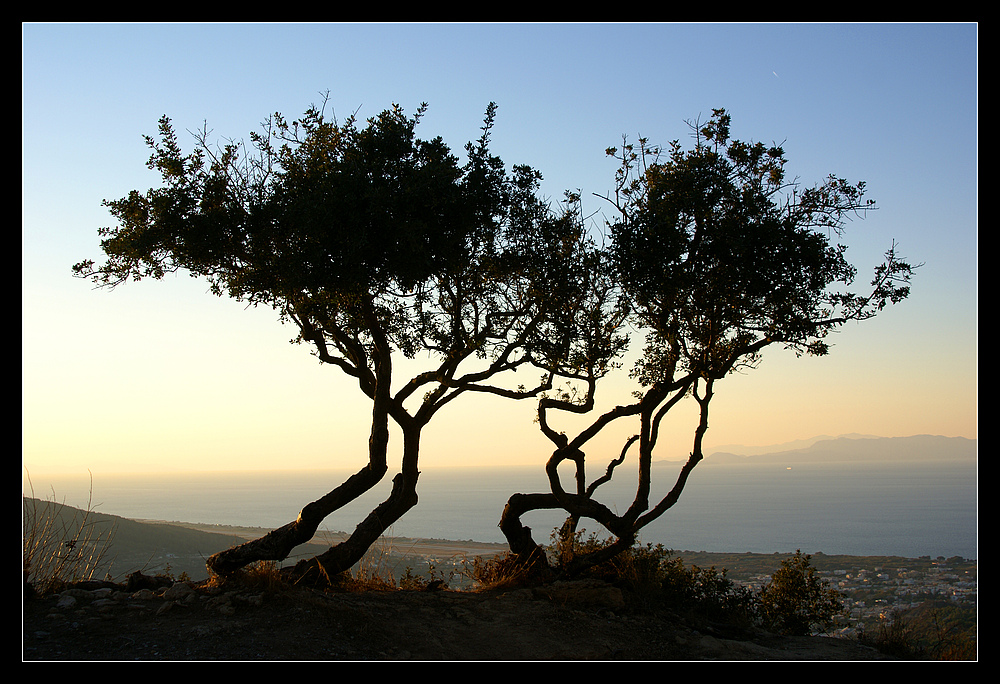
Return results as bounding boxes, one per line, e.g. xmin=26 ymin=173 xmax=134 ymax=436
xmin=163 ymin=582 xmax=195 ymax=601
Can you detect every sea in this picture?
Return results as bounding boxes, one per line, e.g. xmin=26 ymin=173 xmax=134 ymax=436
xmin=23 ymin=459 xmax=978 ymax=560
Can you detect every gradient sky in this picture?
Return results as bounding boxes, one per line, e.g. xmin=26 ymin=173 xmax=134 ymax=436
xmin=22 ymin=23 xmax=977 ymax=477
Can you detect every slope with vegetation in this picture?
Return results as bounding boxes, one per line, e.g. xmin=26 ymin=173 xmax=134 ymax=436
xmin=23 ymin=494 xmax=975 ymax=660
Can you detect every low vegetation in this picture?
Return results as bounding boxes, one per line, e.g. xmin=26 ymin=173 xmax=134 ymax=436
xmin=22 ymin=473 xmax=118 ymax=596
xmin=854 ymin=603 xmax=978 ymax=660
xmin=24 ymin=487 xmax=974 ymax=660
xmin=540 ymin=526 xmax=839 ymax=635
xmin=757 ymin=550 xmax=845 ymax=636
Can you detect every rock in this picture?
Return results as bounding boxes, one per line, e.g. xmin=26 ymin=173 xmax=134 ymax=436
xmin=125 ymin=571 xmax=173 ymax=593
xmin=163 ymin=582 xmax=195 ymax=601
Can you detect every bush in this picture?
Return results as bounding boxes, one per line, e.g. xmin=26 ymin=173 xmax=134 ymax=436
xmin=758 ymin=550 xmax=844 ymax=635
xmin=546 ymin=525 xmax=757 ymax=623
xmin=551 ymin=527 xmax=668 ymax=595
xmin=659 ymin=554 xmax=758 ymax=624
xmin=461 ymin=551 xmax=539 ymax=590
xmin=855 ymin=609 xmax=925 ymax=658
xmin=857 ymin=602 xmax=978 ymax=660
xmin=545 ymin=531 xmax=850 ymax=635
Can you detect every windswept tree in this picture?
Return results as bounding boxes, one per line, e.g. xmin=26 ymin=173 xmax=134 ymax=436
xmin=73 ymin=98 xmax=623 ymax=580
xmin=499 ymin=109 xmax=915 ymax=575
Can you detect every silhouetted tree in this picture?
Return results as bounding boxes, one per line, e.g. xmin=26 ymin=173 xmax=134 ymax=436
xmin=74 ymin=96 xmax=624 ymax=580
xmin=499 ymin=109 xmax=915 ymax=576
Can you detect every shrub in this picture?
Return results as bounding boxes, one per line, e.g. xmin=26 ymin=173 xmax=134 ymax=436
xmin=399 ymin=563 xmax=453 ymax=591
xmin=863 ymin=602 xmax=978 ymax=660
xmin=544 ymin=530 xmax=854 ymax=634
xmin=549 ymin=526 xmax=667 ymax=595
xmin=659 ymin=554 xmax=758 ymax=624
xmin=232 ymin=560 xmax=284 ymax=592
xmin=758 ymin=550 xmax=844 ymax=635
xmin=461 ymin=551 xmax=540 ymax=590
xmin=545 ymin=525 xmax=756 ymax=623
xmin=855 ymin=609 xmax=925 ymax=658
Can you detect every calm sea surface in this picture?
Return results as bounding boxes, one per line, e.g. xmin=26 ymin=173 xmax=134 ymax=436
xmin=24 ymin=460 xmax=977 ymax=560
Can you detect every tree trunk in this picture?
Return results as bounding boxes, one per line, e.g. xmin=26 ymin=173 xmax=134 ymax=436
xmin=498 ymin=488 xmax=633 ymax=575
xmin=205 ymin=461 xmax=388 ymax=576
xmin=287 ymin=468 xmax=419 ymax=581
xmin=496 ymin=492 xmax=555 ymax=578
xmin=287 ymin=423 xmax=423 ymax=581
xmin=207 ymin=372 xmax=395 ymax=577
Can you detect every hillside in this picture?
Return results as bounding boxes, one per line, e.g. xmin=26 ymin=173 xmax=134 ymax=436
xmin=23 ymin=498 xmax=252 ymax=582
xmin=22 ymin=504 xmax=958 ymax=661
xmin=21 ymin=500 xmax=893 ymax=661
xmin=24 ymin=571 xmax=901 ymax=661
xmin=23 ymin=458 xmax=976 ymax=661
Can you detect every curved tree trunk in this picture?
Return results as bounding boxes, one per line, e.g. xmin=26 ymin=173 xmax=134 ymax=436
xmin=207 ymin=370 xmax=396 ymax=577
xmin=498 ymin=379 xmax=714 ymax=579
xmin=287 ymin=422 xmax=423 ymax=581
xmin=498 ymin=492 xmax=556 ymax=561
xmin=498 ymin=488 xmax=634 ymax=576
xmin=205 ymin=460 xmax=388 ymax=576
xmin=287 ymin=467 xmax=419 ymax=581
xmin=209 ymin=416 xmax=425 ymax=584
xmin=496 ymin=492 xmax=557 ymax=578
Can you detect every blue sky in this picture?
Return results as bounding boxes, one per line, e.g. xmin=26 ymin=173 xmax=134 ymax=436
xmin=22 ymin=23 xmax=977 ymax=475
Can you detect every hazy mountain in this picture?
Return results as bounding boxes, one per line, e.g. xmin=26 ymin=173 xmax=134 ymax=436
xmin=699 ymin=434 xmax=977 ymax=465
xmin=704 ymin=433 xmax=880 ymax=457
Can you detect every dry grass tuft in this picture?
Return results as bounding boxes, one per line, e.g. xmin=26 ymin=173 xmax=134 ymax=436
xmin=460 ymin=551 xmax=537 ymax=591
xmin=23 ymin=470 xmax=118 ymax=595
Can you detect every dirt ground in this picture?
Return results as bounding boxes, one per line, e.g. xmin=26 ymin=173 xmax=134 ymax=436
xmin=23 ymin=577 xmax=895 ymax=661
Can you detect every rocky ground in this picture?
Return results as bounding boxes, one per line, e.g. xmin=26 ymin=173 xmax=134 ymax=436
xmin=23 ymin=575 xmax=896 ymax=661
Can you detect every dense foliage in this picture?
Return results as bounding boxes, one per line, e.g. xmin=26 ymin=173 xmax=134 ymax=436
xmin=758 ymin=550 xmax=845 ymax=635
xmin=498 ymin=109 xmax=914 ymax=575
xmin=75 ymin=98 xmax=623 ymax=578
xmin=543 ymin=532 xmax=842 ymax=634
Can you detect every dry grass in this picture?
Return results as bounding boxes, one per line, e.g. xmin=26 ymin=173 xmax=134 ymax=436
xmin=22 ymin=470 xmax=118 ymax=595
xmin=209 ymin=560 xmax=285 ymax=593
xmin=459 ymin=551 xmax=537 ymax=591
xmin=338 ymin=539 xmax=401 ymax=592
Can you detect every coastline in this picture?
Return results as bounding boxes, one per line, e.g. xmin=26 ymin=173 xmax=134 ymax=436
xmin=133 ymin=518 xmax=511 ymax=560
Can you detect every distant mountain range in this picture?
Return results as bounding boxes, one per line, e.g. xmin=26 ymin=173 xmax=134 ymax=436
xmin=690 ymin=434 xmax=977 ymax=465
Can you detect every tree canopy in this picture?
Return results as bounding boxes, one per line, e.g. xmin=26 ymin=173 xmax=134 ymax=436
xmin=74 ymin=98 xmax=624 ymax=578
xmin=498 ymin=109 xmax=914 ymax=575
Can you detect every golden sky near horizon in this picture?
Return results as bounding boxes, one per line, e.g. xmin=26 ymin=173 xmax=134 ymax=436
xmin=22 ymin=268 xmax=975 ymax=476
